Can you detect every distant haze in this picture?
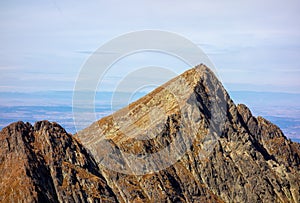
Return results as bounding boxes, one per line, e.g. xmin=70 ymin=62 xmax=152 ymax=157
xmin=0 ymin=91 xmax=299 ymax=141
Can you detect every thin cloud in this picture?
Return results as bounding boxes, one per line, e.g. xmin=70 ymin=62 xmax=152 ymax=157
xmin=0 ymin=0 xmax=300 ymax=93
xmin=75 ymin=50 xmax=119 ymax=55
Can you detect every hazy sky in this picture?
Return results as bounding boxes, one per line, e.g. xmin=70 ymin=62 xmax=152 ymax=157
xmin=1 ymin=0 xmax=300 ymax=93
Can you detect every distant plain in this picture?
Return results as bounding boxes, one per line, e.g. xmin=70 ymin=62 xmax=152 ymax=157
xmin=1 ymin=90 xmax=299 ymax=142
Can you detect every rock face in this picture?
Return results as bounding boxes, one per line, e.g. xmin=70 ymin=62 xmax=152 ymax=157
xmin=1 ymin=64 xmax=300 ymax=202
xmin=0 ymin=121 xmax=117 ymax=202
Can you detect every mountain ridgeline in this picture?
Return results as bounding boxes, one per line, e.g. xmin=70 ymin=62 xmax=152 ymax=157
xmin=1 ymin=65 xmax=299 ymax=202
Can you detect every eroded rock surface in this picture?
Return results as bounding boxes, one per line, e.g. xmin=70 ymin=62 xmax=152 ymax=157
xmin=1 ymin=65 xmax=300 ymax=203
xmin=78 ymin=65 xmax=300 ymax=203
xmin=0 ymin=121 xmax=117 ymax=202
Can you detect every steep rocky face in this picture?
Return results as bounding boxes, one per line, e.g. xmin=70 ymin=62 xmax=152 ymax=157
xmin=1 ymin=64 xmax=300 ymax=203
xmin=0 ymin=121 xmax=117 ymax=202
xmin=78 ymin=64 xmax=300 ymax=203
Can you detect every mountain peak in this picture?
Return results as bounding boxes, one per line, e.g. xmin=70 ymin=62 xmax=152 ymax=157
xmin=1 ymin=65 xmax=300 ymax=202
xmin=76 ymin=65 xmax=300 ymax=202
xmin=77 ymin=64 xmax=230 ymax=172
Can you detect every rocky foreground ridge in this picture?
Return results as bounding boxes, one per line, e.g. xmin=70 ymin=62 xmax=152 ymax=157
xmin=1 ymin=65 xmax=300 ymax=202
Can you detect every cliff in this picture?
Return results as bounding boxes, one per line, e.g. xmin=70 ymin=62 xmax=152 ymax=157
xmin=1 ymin=64 xmax=299 ymax=202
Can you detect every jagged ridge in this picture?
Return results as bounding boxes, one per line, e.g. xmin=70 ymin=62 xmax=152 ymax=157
xmin=0 ymin=121 xmax=117 ymax=202
xmin=78 ymin=64 xmax=300 ymax=202
xmin=0 ymin=64 xmax=300 ymax=202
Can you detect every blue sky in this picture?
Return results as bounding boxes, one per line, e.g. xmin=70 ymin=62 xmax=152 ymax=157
xmin=0 ymin=0 xmax=300 ymax=93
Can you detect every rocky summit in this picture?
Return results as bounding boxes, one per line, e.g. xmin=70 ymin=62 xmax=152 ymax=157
xmin=1 ymin=64 xmax=300 ymax=203
xmin=0 ymin=121 xmax=117 ymax=202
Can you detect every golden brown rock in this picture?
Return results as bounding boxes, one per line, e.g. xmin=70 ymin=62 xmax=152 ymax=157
xmin=78 ymin=65 xmax=300 ymax=202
